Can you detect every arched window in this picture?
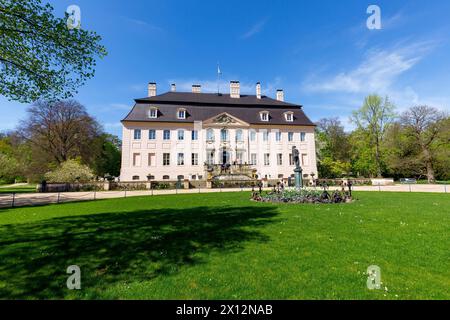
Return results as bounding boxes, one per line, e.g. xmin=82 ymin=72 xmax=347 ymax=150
xmin=221 ymin=129 xmax=229 ymax=142
xmin=235 ymin=129 xmax=243 ymax=142
xmin=132 ymin=175 xmax=140 ymax=181
xmin=163 ymin=175 xmax=170 ymax=180
xmin=206 ymin=128 xmax=215 ymax=142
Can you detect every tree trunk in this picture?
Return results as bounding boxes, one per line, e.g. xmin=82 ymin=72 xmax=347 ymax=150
xmin=375 ymin=138 xmax=382 ymax=178
xmin=422 ymin=147 xmax=435 ymax=183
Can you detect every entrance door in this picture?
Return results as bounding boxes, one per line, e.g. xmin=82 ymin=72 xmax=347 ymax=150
xmin=222 ymin=150 xmax=230 ymax=164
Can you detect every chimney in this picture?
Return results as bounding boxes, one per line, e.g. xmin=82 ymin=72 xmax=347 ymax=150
xmin=192 ymin=84 xmax=201 ymax=93
xmin=148 ymin=82 xmax=156 ymax=97
xmin=230 ymin=81 xmax=240 ymax=98
xmin=256 ymin=82 xmax=261 ymax=99
xmin=171 ymin=83 xmax=176 ymax=92
xmin=276 ymin=89 xmax=284 ymax=102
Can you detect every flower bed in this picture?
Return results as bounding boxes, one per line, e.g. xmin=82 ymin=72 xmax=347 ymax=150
xmin=251 ymin=189 xmax=353 ymax=204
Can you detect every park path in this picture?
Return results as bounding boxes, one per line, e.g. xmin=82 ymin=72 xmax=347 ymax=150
xmin=0 ymin=184 xmax=448 ymax=209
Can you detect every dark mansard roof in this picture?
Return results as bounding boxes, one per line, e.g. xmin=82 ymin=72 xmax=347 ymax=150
xmin=122 ymin=92 xmax=315 ymax=126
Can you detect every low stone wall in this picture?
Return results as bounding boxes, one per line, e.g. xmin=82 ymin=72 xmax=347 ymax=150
xmin=371 ymin=178 xmax=395 ymax=186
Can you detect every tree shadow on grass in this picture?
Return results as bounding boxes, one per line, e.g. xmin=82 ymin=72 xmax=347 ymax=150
xmin=0 ymin=205 xmax=279 ymax=299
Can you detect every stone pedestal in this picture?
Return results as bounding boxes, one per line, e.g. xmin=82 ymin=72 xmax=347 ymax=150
xmin=103 ymin=181 xmax=110 ymax=191
xmin=206 ymin=180 xmax=212 ymax=189
xmin=262 ymin=178 xmax=268 ymax=188
xmin=294 ymin=167 xmax=303 ymax=189
xmin=183 ymin=179 xmax=190 ymax=189
xmin=146 ymin=181 xmax=152 ymax=190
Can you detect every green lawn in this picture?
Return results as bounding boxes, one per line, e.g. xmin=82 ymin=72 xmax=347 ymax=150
xmin=0 ymin=184 xmax=36 ymax=194
xmin=0 ymin=191 xmax=449 ymax=300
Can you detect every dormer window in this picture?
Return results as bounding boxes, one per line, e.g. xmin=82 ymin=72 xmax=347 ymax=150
xmin=148 ymin=107 xmax=158 ymax=119
xmin=260 ymin=111 xmax=269 ymax=122
xmin=284 ymin=112 xmax=293 ymax=122
xmin=177 ymin=108 xmax=186 ymax=119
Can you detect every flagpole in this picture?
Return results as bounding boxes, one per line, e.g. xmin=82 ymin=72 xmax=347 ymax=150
xmin=217 ymin=63 xmax=221 ymax=95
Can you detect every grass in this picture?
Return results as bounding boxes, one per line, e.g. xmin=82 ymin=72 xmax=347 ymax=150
xmin=0 ymin=184 xmax=36 ymax=194
xmin=0 ymin=191 xmax=449 ymax=300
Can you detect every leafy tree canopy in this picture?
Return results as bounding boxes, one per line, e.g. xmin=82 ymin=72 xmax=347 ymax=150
xmin=0 ymin=0 xmax=107 ymax=102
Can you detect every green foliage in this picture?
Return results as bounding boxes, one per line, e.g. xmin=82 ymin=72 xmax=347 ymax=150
xmin=44 ymin=159 xmax=94 ymax=183
xmin=0 ymin=0 xmax=107 ymax=102
xmin=316 ymin=118 xmax=352 ymax=178
xmin=351 ymin=95 xmax=396 ymax=177
xmin=0 ymin=153 xmax=18 ymax=184
xmin=92 ymin=134 xmax=121 ymax=178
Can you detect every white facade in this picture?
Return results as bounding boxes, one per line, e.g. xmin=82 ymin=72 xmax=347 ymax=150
xmin=120 ymin=119 xmax=317 ymax=181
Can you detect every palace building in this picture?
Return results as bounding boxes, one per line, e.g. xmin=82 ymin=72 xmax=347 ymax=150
xmin=120 ymin=81 xmax=318 ymax=183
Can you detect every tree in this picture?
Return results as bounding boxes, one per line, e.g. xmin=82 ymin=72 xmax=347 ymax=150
xmin=92 ymin=134 xmax=122 ymax=178
xmin=0 ymin=153 xmax=18 ymax=184
xmin=0 ymin=0 xmax=107 ymax=102
xmin=315 ymin=117 xmax=352 ymax=178
xmin=351 ymin=95 xmax=396 ymax=177
xmin=44 ymin=159 xmax=94 ymax=183
xmin=400 ymin=106 xmax=448 ymax=183
xmin=19 ymin=99 xmax=102 ymax=165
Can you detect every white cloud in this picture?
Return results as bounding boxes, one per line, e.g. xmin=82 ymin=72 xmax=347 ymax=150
xmin=240 ymin=19 xmax=268 ymax=39
xmin=303 ymin=41 xmax=435 ymax=94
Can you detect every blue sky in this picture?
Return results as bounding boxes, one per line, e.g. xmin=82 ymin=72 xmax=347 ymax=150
xmin=1 ymin=0 xmax=450 ymax=137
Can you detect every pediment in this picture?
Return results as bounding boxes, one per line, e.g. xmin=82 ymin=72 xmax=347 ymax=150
xmin=203 ymin=112 xmax=249 ymax=127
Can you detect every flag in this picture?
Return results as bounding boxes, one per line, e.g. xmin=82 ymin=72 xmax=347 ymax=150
xmin=217 ymin=64 xmax=222 ymax=75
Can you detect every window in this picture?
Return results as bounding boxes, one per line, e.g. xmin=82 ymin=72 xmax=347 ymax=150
xmin=300 ymin=132 xmax=306 ymax=142
xmin=236 ymin=129 xmax=243 ymax=142
xmin=148 ymin=129 xmax=156 ymax=140
xmin=288 ymin=132 xmax=294 ymax=142
xmin=236 ymin=151 xmax=244 ymax=164
xmin=163 ymin=130 xmax=171 ymax=140
xmin=260 ymin=111 xmax=269 ymax=122
xmin=178 ymin=130 xmax=184 ymax=140
xmin=262 ymin=130 xmax=269 ymax=142
xmin=206 ymin=129 xmax=215 ymax=142
xmin=277 ymin=153 xmax=283 ymax=166
xmin=285 ymin=112 xmax=293 ymax=122
xmin=206 ymin=150 xmax=215 ymax=165
xmin=132 ymin=175 xmax=140 ymax=181
xmin=133 ymin=153 xmax=141 ymax=167
xmin=163 ymin=153 xmax=170 ymax=166
xmin=177 ymin=175 xmax=184 ymax=180
xmin=191 ymin=130 xmax=198 ymax=141
xmin=177 ymin=109 xmax=186 ymax=119
xmin=275 ymin=131 xmax=282 ymax=142
xmin=177 ymin=153 xmax=184 ymax=165
xmin=264 ymin=153 xmax=270 ymax=166
xmin=250 ymin=153 xmax=257 ymax=165
xmin=250 ymin=130 xmax=256 ymax=141
xmin=192 ymin=153 xmax=198 ymax=166
xmin=134 ymin=129 xmax=141 ymax=140
xmin=148 ymin=153 xmax=156 ymax=166
xmin=221 ymin=129 xmax=229 ymax=142
xmin=289 ymin=154 xmax=294 ymax=166
xmin=148 ymin=108 xmax=158 ymax=119
xmin=301 ymin=154 xmax=308 ymax=166
xmin=163 ymin=175 xmax=170 ymax=180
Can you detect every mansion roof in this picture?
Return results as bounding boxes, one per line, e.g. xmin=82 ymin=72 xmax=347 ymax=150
xmin=122 ymin=92 xmax=315 ymax=126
